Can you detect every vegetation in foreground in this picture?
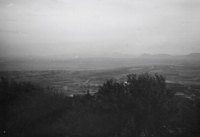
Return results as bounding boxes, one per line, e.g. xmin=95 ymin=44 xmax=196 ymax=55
xmin=1 ymin=73 xmax=200 ymax=137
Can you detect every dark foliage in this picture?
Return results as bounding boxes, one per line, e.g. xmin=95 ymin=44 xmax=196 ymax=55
xmin=1 ymin=73 xmax=200 ymax=137
xmin=95 ymin=73 xmax=200 ymax=137
xmin=0 ymin=77 xmax=72 ymax=137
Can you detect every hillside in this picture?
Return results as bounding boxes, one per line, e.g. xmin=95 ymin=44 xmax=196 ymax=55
xmin=1 ymin=73 xmax=200 ymax=137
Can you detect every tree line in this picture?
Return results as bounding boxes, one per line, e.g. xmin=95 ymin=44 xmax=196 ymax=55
xmin=1 ymin=73 xmax=200 ymax=137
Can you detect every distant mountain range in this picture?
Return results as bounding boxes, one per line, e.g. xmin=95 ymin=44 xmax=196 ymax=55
xmin=185 ymin=53 xmax=200 ymax=58
xmin=138 ymin=53 xmax=200 ymax=60
xmin=1 ymin=53 xmax=200 ymax=60
xmin=139 ymin=53 xmax=172 ymax=58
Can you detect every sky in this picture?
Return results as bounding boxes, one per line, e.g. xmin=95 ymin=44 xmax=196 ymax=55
xmin=0 ymin=0 xmax=200 ymax=57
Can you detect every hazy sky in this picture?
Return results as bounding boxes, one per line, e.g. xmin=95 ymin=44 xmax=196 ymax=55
xmin=0 ymin=0 xmax=200 ymax=56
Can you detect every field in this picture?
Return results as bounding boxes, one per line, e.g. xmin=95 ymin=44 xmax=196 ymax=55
xmin=1 ymin=64 xmax=200 ymax=97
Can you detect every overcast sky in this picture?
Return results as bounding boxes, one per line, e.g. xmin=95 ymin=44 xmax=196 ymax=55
xmin=0 ymin=0 xmax=200 ymax=56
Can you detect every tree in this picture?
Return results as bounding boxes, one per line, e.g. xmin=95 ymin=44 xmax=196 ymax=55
xmin=95 ymin=79 xmax=127 ymax=111
xmin=95 ymin=73 xmax=177 ymax=136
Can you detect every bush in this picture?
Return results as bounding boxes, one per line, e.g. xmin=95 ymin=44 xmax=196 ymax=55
xmin=1 ymin=73 xmax=199 ymax=137
xmin=94 ymin=73 xmax=199 ymax=137
xmin=0 ymin=77 xmax=72 ymax=137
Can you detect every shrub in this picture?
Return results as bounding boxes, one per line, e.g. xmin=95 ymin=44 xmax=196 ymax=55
xmin=0 ymin=77 xmax=72 ymax=137
xmin=1 ymin=73 xmax=199 ymax=137
xmin=94 ymin=73 xmax=199 ymax=137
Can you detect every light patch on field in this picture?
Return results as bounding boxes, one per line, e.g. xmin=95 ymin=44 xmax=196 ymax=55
xmin=166 ymin=80 xmax=175 ymax=83
xmin=128 ymin=67 xmax=143 ymax=71
xmin=149 ymin=69 xmax=163 ymax=73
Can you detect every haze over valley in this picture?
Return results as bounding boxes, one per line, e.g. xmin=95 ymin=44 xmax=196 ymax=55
xmin=1 ymin=1 xmax=200 ymax=136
